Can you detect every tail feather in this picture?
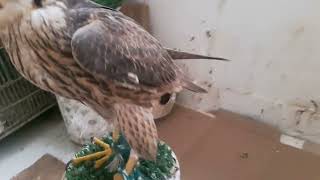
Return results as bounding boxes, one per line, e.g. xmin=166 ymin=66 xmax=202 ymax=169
xmin=182 ymin=77 xmax=208 ymax=93
xmin=166 ymin=48 xmax=230 ymax=61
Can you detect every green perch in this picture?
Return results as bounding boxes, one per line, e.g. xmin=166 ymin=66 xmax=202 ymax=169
xmin=65 ymin=133 xmax=178 ymax=180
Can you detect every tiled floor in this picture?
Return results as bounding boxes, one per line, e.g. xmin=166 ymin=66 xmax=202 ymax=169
xmin=0 ymin=107 xmax=80 ymax=180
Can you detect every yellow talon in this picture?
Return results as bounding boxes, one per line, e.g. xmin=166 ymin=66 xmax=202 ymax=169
xmin=72 ymin=151 xmax=106 ymax=165
xmin=94 ymin=151 xmax=112 ymax=168
xmin=125 ymin=155 xmax=138 ymax=175
xmin=72 ymin=137 xmax=112 ymax=169
xmin=113 ymin=173 xmax=124 ymax=180
xmin=92 ymin=137 xmax=110 ymax=149
xmin=113 ymin=151 xmax=138 ymax=180
xmin=112 ymin=127 xmax=120 ymax=142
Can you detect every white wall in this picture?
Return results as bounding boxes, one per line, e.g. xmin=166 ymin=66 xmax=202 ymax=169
xmin=142 ymin=0 xmax=320 ymax=144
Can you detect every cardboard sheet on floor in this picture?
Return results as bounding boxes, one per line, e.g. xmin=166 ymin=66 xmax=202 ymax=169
xmin=11 ymin=154 xmax=65 ymax=180
xmin=12 ymin=105 xmax=320 ymax=180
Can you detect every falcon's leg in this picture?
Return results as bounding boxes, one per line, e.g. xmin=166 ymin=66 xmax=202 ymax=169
xmin=113 ymin=103 xmax=158 ymax=160
xmin=72 ymin=137 xmax=112 ymax=169
xmin=112 ymin=104 xmax=158 ymax=179
xmin=114 ymin=150 xmax=139 ymax=180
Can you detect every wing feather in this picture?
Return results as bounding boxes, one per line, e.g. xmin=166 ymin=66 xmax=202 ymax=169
xmin=71 ymin=9 xmax=179 ymax=91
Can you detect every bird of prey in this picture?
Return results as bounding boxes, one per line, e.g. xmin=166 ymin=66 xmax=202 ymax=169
xmin=0 ymin=0 xmax=228 ymax=178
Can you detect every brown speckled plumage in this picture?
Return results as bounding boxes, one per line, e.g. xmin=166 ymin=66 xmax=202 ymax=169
xmin=0 ymin=0 xmax=227 ymax=161
xmin=114 ymin=104 xmax=158 ymax=160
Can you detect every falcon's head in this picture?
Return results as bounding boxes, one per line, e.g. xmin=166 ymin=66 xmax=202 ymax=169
xmin=0 ymin=0 xmax=53 ymax=29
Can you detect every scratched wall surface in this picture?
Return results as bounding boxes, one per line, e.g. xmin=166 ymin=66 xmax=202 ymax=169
xmin=141 ymin=0 xmax=320 ymax=144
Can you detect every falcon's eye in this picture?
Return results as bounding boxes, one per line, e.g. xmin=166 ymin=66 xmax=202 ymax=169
xmin=160 ymin=93 xmax=172 ymax=105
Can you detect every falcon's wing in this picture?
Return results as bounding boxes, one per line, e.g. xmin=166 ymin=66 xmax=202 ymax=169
xmin=70 ymin=9 xmax=179 ymax=91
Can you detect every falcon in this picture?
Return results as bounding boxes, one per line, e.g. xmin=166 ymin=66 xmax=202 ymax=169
xmin=0 ymin=0 xmax=228 ymax=178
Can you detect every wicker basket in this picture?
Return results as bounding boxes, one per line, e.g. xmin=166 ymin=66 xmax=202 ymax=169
xmin=0 ymin=48 xmax=56 ymax=140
